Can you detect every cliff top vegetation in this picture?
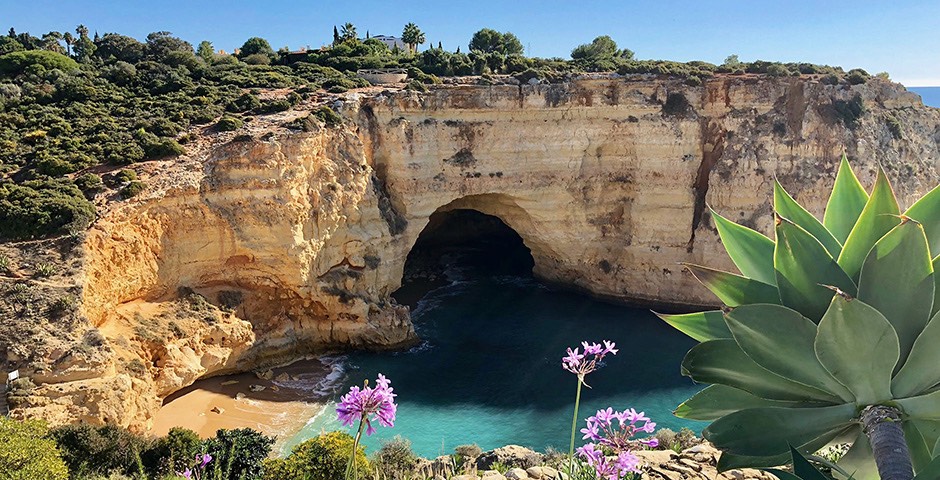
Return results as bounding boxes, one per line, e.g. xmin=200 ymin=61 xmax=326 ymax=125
xmin=0 ymin=23 xmax=877 ymax=241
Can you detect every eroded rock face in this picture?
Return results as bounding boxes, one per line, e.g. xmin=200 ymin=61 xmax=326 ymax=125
xmin=9 ymin=75 xmax=940 ymax=430
xmin=350 ymin=76 xmax=939 ymax=308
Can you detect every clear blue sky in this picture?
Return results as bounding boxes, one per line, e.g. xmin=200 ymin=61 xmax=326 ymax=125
xmin=4 ymin=0 xmax=939 ymax=85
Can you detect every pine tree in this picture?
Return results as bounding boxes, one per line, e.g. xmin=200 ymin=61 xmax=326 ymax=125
xmin=333 ymin=26 xmax=340 ymax=45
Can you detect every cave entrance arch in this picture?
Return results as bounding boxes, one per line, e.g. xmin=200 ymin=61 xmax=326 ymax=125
xmin=394 ymin=196 xmax=539 ymax=305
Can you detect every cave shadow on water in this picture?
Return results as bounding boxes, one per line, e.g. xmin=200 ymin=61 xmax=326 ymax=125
xmin=346 ymin=208 xmax=701 ymax=412
xmin=286 ymin=208 xmax=705 ymax=456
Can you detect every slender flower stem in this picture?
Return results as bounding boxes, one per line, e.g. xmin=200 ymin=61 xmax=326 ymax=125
xmin=346 ymin=419 xmax=366 ymax=480
xmin=568 ymin=374 xmax=584 ymax=476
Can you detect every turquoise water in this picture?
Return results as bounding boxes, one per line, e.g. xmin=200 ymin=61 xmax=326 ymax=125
xmin=910 ymin=86 xmax=940 ymax=108
xmin=282 ymin=251 xmax=705 ymax=458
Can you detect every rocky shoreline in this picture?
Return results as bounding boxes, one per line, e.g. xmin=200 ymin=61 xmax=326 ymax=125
xmin=414 ymin=443 xmax=776 ymax=480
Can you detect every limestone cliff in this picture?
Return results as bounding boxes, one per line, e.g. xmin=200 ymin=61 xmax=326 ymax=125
xmin=4 ymin=74 xmax=939 ymax=430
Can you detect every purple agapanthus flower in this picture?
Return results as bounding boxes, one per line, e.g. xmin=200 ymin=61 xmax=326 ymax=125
xmin=336 ymin=373 xmax=397 ymax=435
xmin=177 ymin=452 xmax=212 ymax=479
xmin=196 ymin=453 xmax=212 ymax=468
xmin=562 ymin=340 xmax=617 ymax=379
xmin=577 ymin=407 xmax=658 ymax=479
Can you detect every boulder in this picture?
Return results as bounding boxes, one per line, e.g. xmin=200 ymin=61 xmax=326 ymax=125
xmin=505 ymin=468 xmax=528 ymax=479
xmin=482 ymin=471 xmax=507 ymax=480
xmin=476 ymin=445 xmax=542 ymax=470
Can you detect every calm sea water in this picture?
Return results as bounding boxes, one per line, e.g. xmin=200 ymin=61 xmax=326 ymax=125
xmin=910 ymin=86 xmax=940 ymax=108
xmin=282 ymin=250 xmax=704 ymax=458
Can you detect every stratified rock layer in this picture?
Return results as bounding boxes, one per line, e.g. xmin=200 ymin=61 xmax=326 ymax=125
xmin=9 ymin=75 xmax=940 ymax=430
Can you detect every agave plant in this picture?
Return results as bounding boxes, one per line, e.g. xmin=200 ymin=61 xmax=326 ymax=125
xmin=659 ymin=156 xmax=940 ymax=480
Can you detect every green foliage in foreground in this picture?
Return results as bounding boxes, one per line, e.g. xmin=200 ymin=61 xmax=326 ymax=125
xmin=660 ymin=156 xmax=940 ymax=478
xmin=203 ymin=428 xmax=274 ymax=480
xmin=262 ymin=431 xmax=368 ymax=480
xmin=0 ymin=417 xmax=69 ymax=480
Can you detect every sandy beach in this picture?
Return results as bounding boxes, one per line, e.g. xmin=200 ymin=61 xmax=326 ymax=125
xmin=150 ymin=358 xmax=341 ymax=449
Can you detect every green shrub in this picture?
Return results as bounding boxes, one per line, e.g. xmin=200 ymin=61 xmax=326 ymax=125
xmin=256 ymin=98 xmax=291 ymax=114
xmin=0 ymin=50 xmax=78 ymax=75
xmin=242 ymin=53 xmax=271 ymax=66
xmin=120 ymin=181 xmax=146 ymax=199
xmin=264 ymin=431 xmax=368 ymax=480
xmin=50 ymin=424 xmax=153 ymax=478
xmin=833 ymin=93 xmax=864 ymax=129
xmin=886 ymin=113 xmax=903 ymax=139
xmin=372 ymin=436 xmax=417 ymax=479
xmin=48 ymin=294 xmax=76 ymax=317
xmin=226 ymin=92 xmax=261 ymax=113
xmin=74 ymin=173 xmax=104 ymax=194
xmin=0 ymin=179 xmax=95 ymax=240
xmin=0 ymin=417 xmax=69 ymax=480
xmin=115 ymin=169 xmax=138 ymax=184
xmin=0 ymin=254 xmax=10 ymax=274
xmin=202 ymin=428 xmax=274 ymax=480
xmin=33 ymin=261 xmax=57 ymax=278
xmin=312 ymin=106 xmax=342 ymax=127
xmin=846 ymin=67 xmax=870 ymax=85
xmin=405 ymin=79 xmax=428 ymax=92
xmin=217 ymin=115 xmax=244 ymax=131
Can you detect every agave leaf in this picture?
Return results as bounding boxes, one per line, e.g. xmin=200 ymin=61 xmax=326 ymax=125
xmin=913 ymin=455 xmax=940 ymax=480
xmin=893 ymin=310 xmax=940 ymax=398
xmin=815 ymin=296 xmax=899 ymax=405
xmin=858 ymin=220 xmax=935 ymax=369
xmin=725 ymin=304 xmax=854 ymax=402
xmin=764 ymin=470 xmax=802 ymax=480
xmin=904 ymin=183 xmax=940 ymax=258
xmin=912 ymin=420 xmax=940 ymax=458
xmin=716 ymin=427 xmax=853 ymax=471
xmin=824 ymin=155 xmax=870 ymax=244
xmin=898 ymin=390 xmax=940 ymax=420
xmin=682 ymin=340 xmax=841 ymax=402
xmin=934 ymin=255 xmax=940 ymax=317
xmin=837 ymin=168 xmax=902 ymax=282
xmin=674 ymin=384 xmax=814 ymax=421
xmin=905 ymin=421 xmax=935 ymax=473
xmin=835 ymin=429 xmax=879 ymax=480
xmin=711 ymin=208 xmax=777 ymax=286
xmin=656 ymin=310 xmax=731 ymax=342
xmin=684 ymin=264 xmax=781 ymax=306
xmin=704 ymin=404 xmax=856 ymax=462
xmin=775 ymin=180 xmax=843 ymax=258
xmin=774 ymin=217 xmax=857 ymax=321
xmin=792 ymin=444 xmax=837 ymax=480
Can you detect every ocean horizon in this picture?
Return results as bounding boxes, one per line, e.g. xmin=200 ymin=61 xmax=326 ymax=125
xmin=910 ymin=86 xmax=940 ymax=108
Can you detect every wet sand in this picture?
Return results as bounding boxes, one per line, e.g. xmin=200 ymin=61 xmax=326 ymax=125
xmin=150 ymin=358 xmax=340 ymax=448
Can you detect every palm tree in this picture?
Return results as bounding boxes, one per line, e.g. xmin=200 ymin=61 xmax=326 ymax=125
xmin=41 ymin=31 xmax=64 ymax=53
xmin=340 ymin=23 xmax=357 ymax=43
xmin=75 ymin=24 xmax=89 ymax=39
xmin=62 ymin=32 xmax=74 ymax=56
xmin=401 ymin=23 xmax=426 ymax=54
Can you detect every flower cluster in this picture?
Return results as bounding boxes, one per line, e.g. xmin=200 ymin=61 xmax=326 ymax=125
xmin=577 ymin=408 xmax=657 ymax=479
xmin=336 ymin=374 xmax=397 ymax=435
xmin=177 ymin=453 xmax=212 ymax=480
xmin=562 ymin=340 xmax=618 ymax=377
